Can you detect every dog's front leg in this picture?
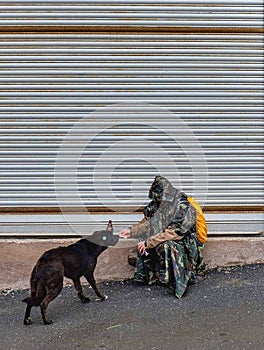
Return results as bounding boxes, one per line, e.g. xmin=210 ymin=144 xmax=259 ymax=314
xmin=84 ymin=273 xmax=108 ymax=301
xmin=73 ymin=278 xmax=90 ymax=303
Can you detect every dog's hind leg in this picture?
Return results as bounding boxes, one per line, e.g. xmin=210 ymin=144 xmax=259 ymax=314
xmin=22 ymin=279 xmax=47 ymax=325
xmin=23 ymin=300 xmax=33 ymax=325
xmin=40 ymin=300 xmax=54 ymax=325
xmin=84 ymin=272 xmax=108 ymax=301
xmin=73 ymin=278 xmax=90 ymax=303
xmin=40 ymin=290 xmax=61 ymax=325
xmin=40 ymin=279 xmax=63 ymax=325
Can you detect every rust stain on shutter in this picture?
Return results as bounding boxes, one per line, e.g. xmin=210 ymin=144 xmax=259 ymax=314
xmin=0 ymin=25 xmax=263 ymax=34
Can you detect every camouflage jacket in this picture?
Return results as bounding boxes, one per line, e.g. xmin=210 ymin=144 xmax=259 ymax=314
xmin=130 ymin=176 xmax=196 ymax=249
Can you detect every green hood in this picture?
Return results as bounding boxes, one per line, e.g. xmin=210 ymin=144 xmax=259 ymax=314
xmin=148 ymin=176 xmax=178 ymax=202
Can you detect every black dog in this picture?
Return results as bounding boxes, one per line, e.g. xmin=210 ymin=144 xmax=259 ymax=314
xmin=22 ymin=220 xmax=118 ymax=325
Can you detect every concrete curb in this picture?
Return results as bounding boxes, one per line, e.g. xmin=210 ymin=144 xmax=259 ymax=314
xmin=0 ymin=237 xmax=263 ymax=291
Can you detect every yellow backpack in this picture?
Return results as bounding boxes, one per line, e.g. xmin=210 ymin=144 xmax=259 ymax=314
xmin=187 ymin=197 xmax=207 ymax=243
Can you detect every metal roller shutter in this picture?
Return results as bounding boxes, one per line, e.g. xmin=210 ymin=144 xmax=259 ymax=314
xmin=0 ymin=1 xmax=263 ymax=236
xmin=0 ymin=0 xmax=263 ymax=27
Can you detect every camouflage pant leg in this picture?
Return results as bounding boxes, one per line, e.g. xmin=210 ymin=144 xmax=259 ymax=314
xmin=165 ymin=235 xmax=205 ymax=298
xmin=134 ymin=253 xmax=148 ymax=283
xmin=183 ymin=234 xmax=205 ymax=281
xmin=164 ymin=240 xmax=191 ymax=298
xmin=134 ymin=249 xmax=160 ymax=284
xmin=134 ymin=233 xmax=205 ymax=298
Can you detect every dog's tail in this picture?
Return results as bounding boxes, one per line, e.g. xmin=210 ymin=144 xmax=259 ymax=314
xmin=22 ymin=280 xmax=46 ymax=306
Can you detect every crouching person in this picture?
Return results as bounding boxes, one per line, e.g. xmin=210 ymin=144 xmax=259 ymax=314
xmin=119 ymin=176 xmax=207 ymax=298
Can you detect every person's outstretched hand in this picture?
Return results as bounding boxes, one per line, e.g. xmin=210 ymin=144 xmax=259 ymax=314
xmin=119 ymin=228 xmax=131 ymax=239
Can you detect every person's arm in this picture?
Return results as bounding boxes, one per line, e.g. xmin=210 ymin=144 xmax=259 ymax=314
xmin=129 ymin=217 xmax=150 ymax=238
xmin=145 ymin=226 xmax=184 ymax=249
xmin=119 ymin=216 xmax=150 ymax=239
xmin=145 ymin=202 xmax=196 ymax=249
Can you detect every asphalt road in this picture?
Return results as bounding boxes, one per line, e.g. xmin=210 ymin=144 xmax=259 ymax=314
xmin=0 ymin=264 xmax=263 ymax=350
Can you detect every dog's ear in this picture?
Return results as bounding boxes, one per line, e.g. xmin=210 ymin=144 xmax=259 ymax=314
xmin=106 ymin=220 xmax=113 ymax=233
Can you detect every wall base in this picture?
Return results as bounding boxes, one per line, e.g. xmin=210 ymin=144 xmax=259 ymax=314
xmin=0 ymin=237 xmax=263 ymax=291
